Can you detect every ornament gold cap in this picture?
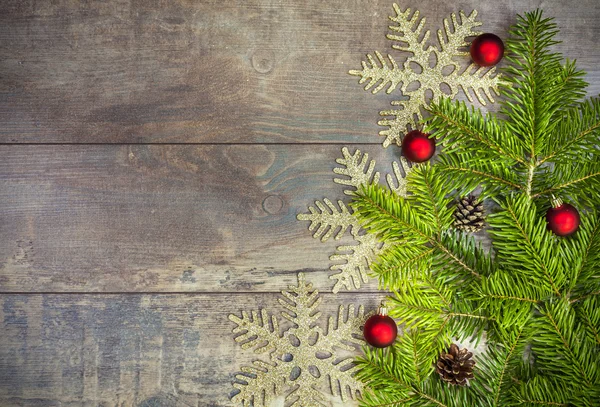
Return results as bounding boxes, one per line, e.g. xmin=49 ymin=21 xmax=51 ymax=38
xmin=378 ymin=301 xmax=388 ymax=316
xmin=551 ymin=195 xmax=563 ymax=208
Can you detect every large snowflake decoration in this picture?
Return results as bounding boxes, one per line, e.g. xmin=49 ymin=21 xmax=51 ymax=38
xmin=297 ymin=147 xmax=411 ymax=293
xmin=298 ymin=5 xmax=500 ymax=292
xmin=349 ymin=4 xmax=500 ymax=147
xmin=229 ymin=273 xmax=368 ymax=406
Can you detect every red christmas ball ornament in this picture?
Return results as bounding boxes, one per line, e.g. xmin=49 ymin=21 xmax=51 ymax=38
xmin=363 ymin=303 xmax=398 ymax=348
xmin=546 ymin=196 xmax=580 ymax=237
xmin=401 ymin=130 xmax=436 ymax=163
xmin=470 ymin=33 xmax=504 ymax=67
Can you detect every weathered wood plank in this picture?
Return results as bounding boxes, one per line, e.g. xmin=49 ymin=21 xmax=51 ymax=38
xmin=1 ymin=0 xmax=598 ymax=143
xmin=0 ymin=144 xmax=400 ymax=293
xmin=0 ymin=292 xmax=383 ymax=407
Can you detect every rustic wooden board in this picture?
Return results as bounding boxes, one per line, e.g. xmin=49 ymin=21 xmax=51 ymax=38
xmin=0 ymin=144 xmax=400 ymax=293
xmin=0 ymin=0 xmax=598 ymax=143
xmin=0 ymin=292 xmax=383 ymax=407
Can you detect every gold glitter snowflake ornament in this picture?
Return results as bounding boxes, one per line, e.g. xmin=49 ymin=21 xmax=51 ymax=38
xmin=229 ymin=273 xmax=367 ymax=406
xmin=297 ymin=147 xmax=411 ymax=293
xmin=350 ymin=4 xmax=500 ymax=147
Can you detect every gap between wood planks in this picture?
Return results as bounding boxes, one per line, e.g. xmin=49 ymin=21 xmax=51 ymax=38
xmin=0 ymin=142 xmax=384 ymax=145
xmin=0 ymin=291 xmax=387 ymax=295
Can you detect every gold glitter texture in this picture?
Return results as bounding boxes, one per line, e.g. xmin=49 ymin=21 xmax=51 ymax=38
xmin=297 ymin=198 xmax=355 ymax=242
xmin=297 ymin=147 xmax=410 ymax=292
xmin=229 ymin=273 xmax=367 ymax=406
xmin=333 ymin=147 xmax=380 ymax=196
xmin=349 ymin=4 xmax=500 ymax=148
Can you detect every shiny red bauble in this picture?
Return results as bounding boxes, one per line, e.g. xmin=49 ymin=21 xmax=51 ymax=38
xmin=470 ymin=33 xmax=504 ymax=67
xmin=546 ymin=198 xmax=580 ymax=237
xmin=401 ymin=130 xmax=436 ymax=163
xmin=364 ymin=307 xmax=398 ymax=348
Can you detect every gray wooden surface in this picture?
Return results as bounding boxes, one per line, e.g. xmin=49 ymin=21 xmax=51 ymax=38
xmin=1 ymin=0 xmax=599 ymax=406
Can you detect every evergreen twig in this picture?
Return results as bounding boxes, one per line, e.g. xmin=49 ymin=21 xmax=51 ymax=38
xmin=352 ymin=9 xmax=600 ymax=406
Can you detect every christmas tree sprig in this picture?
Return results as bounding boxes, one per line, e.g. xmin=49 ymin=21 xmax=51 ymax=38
xmin=427 ymin=10 xmax=600 ymax=204
xmin=352 ymin=10 xmax=600 ymax=407
xmin=354 ymin=166 xmax=600 ymax=407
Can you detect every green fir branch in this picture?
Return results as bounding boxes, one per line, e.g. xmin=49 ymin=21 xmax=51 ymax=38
xmin=356 ymin=334 xmax=430 ymax=398
xmin=352 ymin=174 xmax=484 ymax=280
xmin=350 ymin=8 xmax=600 ymax=407
xmin=435 ymin=152 xmax=525 ymax=198
xmin=574 ymin=295 xmax=600 ymax=346
xmin=352 ymin=182 xmax=432 ymax=245
xmin=531 ymin=299 xmax=599 ymax=391
xmin=501 ymin=10 xmax=562 ymax=161
xmin=472 ymin=323 xmax=529 ymax=406
xmin=533 ymin=160 xmax=600 ymax=204
xmin=476 ymin=272 xmax=540 ymax=334
xmin=388 ymin=280 xmax=453 ymax=331
xmin=539 ymin=97 xmax=600 ymax=164
xmin=559 ymin=209 xmax=600 ymax=291
xmin=428 ymin=98 xmax=525 ymax=165
xmin=427 ymin=12 xmax=599 ymax=203
xmin=357 ymin=335 xmax=482 ymax=407
xmin=488 ymin=195 xmax=565 ymax=296
xmin=570 ymin=289 xmax=600 ymax=305
xmin=435 ymin=230 xmax=495 ymax=279
xmin=507 ymin=376 xmax=573 ymax=407
xmin=406 ymin=164 xmax=455 ymax=236
xmin=372 ymin=245 xmax=435 ymax=290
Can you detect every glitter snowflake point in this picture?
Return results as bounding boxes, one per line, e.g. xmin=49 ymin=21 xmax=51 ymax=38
xmin=296 ymin=198 xmax=356 ymax=242
xmin=298 ymin=147 xmax=410 ymax=292
xmin=229 ymin=273 xmax=367 ymax=406
xmin=349 ymin=4 xmax=500 ymax=147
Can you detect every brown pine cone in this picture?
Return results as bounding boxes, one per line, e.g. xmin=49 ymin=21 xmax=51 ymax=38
xmin=453 ymin=195 xmax=485 ymax=233
xmin=436 ymin=343 xmax=476 ymax=386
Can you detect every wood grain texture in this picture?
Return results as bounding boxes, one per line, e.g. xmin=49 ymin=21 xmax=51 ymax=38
xmin=0 ymin=144 xmax=399 ymax=293
xmin=0 ymin=0 xmax=599 ymax=143
xmin=0 ymin=292 xmax=382 ymax=407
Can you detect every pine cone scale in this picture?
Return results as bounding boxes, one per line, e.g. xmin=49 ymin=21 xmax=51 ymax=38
xmin=453 ymin=195 xmax=486 ymax=232
xmin=436 ymin=344 xmax=476 ymax=386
